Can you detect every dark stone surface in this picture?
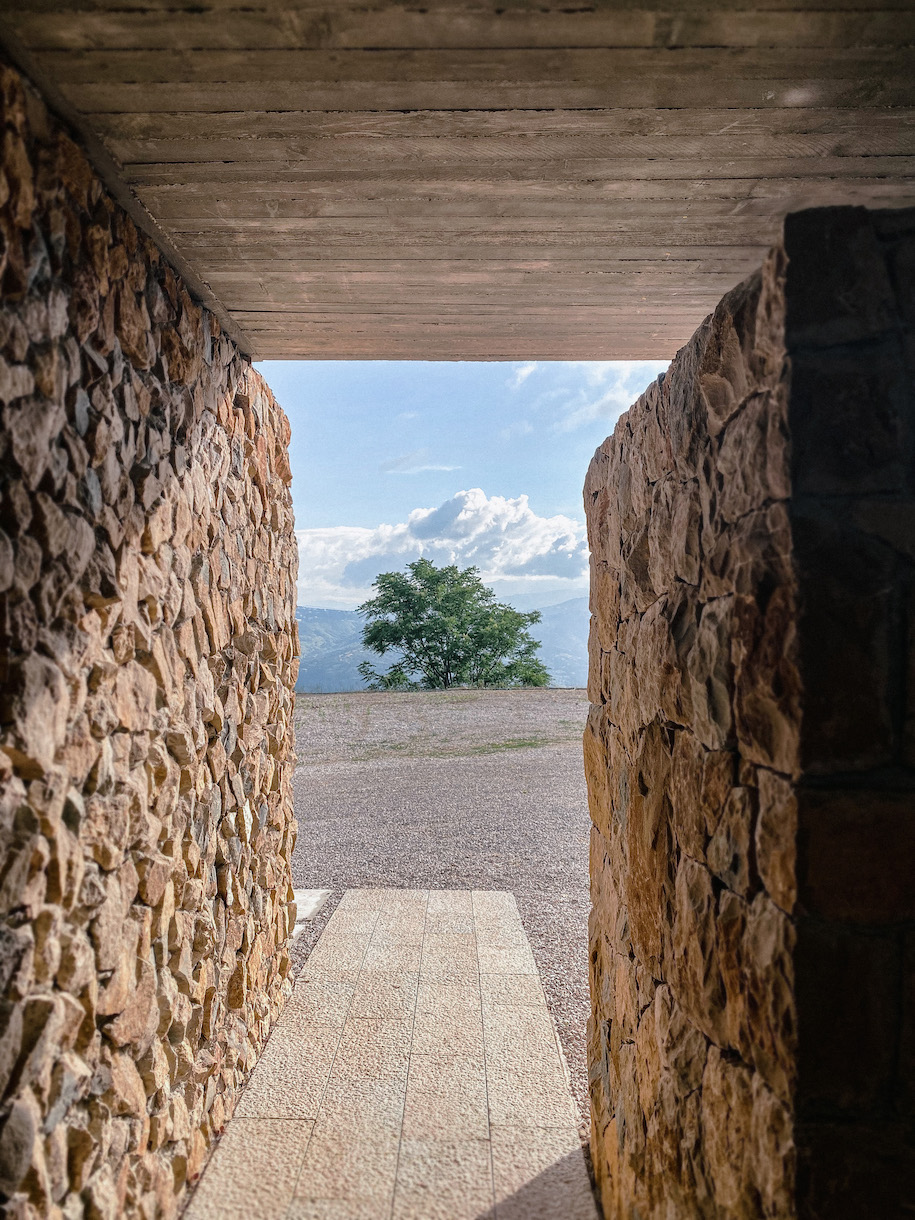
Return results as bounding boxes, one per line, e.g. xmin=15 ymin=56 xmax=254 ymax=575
xmin=794 ymin=919 xmax=899 ymax=1114
xmin=784 ymin=208 xmax=897 ymax=349
xmin=790 ymin=339 xmax=912 ymax=498
xmin=797 ymin=789 xmax=915 ymax=924
xmin=786 ymin=204 xmax=915 ymax=1220
xmin=790 ymin=514 xmax=897 ymax=773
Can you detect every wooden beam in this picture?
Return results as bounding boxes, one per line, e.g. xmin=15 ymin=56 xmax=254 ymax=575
xmin=13 ymin=7 xmax=915 ymax=52
xmin=92 ymin=107 xmax=915 ymax=142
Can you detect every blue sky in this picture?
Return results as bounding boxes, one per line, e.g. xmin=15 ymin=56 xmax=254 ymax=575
xmin=258 ymin=360 xmax=667 ymax=610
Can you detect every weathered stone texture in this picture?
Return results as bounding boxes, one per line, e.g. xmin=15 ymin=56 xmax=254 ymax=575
xmin=0 ymin=62 xmax=298 ymax=1217
xmin=585 ymin=205 xmax=915 ymax=1219
xmin=786 ymin=206 xmax=915 ymax=1220
xmin=585 ymin=247 xmax=799 ymax=1220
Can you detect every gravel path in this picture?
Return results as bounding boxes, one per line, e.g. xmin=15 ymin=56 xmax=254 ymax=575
xmin=290 ymin=688 xmax=593 ymax=1130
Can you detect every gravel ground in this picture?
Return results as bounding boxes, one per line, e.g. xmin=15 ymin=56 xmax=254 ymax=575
xmin=290 ymin=688 xmax=593 ymax=1130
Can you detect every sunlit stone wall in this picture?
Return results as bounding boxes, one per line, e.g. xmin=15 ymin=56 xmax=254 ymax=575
xmin=584 ymin=206 xmax=915 ymax=1219
xmin=0 ymin=60 xmax=298 ymax=1217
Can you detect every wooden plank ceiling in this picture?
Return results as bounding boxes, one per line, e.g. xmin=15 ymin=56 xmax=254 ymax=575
xmin=2 ymin=1 xmax=915 ymax=359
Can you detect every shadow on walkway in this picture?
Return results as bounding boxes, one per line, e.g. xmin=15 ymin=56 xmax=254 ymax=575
xmin=477 ymin=1149 xmax=599 ymax=1220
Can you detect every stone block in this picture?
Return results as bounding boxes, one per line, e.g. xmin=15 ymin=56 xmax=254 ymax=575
xmin=686 ymin=598 xmax=734 ymax=752
xmin=672 ymin=857 xmax=726 ymax=1045
xmin=667 ymin=731 xmax=706 ymax=862
xmin=795 ymin=1119 xmax=915 ymax=1220
xmin=706 ymin=787 xmax=753 ymax=897
xmin=797 ymin=789 xmax=915 ymax=924
xmin=700 ymin=1047 xmax=794 ymax=1220
xmin=795 ymin=919 xmax=898 ymax=1115
xmin=791 ymin=514 xmax=895 ymax=773
xmin=696 ymin=274 xmax=762 ymax=438
xmin=732 ymin=586 xmax=801 ymax=776
xmin=784 ymin=207 xmax=897 ymax=348
xmin=790 ymin=340 xmax=911 ymax=497
xmin=716 ymin=391 xmax=790 ymax=525
xmin=755 ymin=769 xmax=797 ymax=914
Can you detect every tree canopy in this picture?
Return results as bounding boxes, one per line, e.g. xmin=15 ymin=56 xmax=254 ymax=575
xmin=356 ymin=558 xmax=550 ymax=690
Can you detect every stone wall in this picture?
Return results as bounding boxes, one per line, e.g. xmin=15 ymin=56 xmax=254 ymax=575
xmin=0 ymin=61 xmax=299 ymax=1217
xmin=584 ymin=205 xmax=915 ymax=1218
xmin=785 ymin=207 xmax=915 ymax=1219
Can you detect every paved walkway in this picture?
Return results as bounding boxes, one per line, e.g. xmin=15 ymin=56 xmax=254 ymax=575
xmin=186 ymin=888 xmax=597 ymax=1220
xmin=291 ymin=690 xmax=593 ymax=1126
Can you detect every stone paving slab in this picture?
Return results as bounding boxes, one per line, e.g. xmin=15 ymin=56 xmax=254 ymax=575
xmin=185 ymin=888 xmax=597 ymax=1220
xmin=292 ymin=889 xmax=334 ymax=940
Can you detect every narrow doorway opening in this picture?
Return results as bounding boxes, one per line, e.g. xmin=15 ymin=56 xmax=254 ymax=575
xmin=187 ymin=357 xmax=666 ymax=1215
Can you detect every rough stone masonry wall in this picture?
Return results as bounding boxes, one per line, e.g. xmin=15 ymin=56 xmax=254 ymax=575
xmin=584 ymin=248 xmax=798 ymax=1220
xmin=0 ymin=61 xmax=299 ymax=1218
xmin=785 ymin=207 xmax=915 ymax=1219
xmin=584 ymin=205 xmax=915 ymax=1220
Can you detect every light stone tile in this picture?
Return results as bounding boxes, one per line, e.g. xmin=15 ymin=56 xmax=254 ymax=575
xmin=476 ymin=937 xmax=538 ymax=976
xmin=482 ymin=1003 xmax=562 ymax=1063
xmin=234 ymin=1024 xmax=341 ymax=1119
xmin=287 ymin=1199 xmax=392 ymax=1220
xmin=337 ymin=889 xmax=388 ymax=913
xmin=371 ymin=914 xmax=427 ymax=943
xmin=479 ymin=973 xmax=546 ymax=1010
xmin=473 ymin=919 xmax=526 ymax=943
xmin=485 ymin=1066 xmax=579 ymax=1129
xmin=412 ymin=995 xmax=484 ymax=1057
xmin=423 ymin=932 xmax=477 ymax=952
xmin=402 ymin=1052 xmax=489 ymax=1140
xmin=490 ymin=1126 xmax=599 ymax=1220
xmin=293 ymin=1123 xmax=399 ymax=1203
xmin=319 ymin=1077 xmax=408 ymax=1136
xmin=363 ymin=937 xmax=423 ymax=972
xmin=284 ymin=973 xmax=357 ymax=1030
xmin=471 ymin=890 xmax=523 ymax=930
xmin=317 ymin=910 xmax=380 ymax=937
xmin=350 ymin=969 xmax=420 ymax=1020
xmin=393 ymin=1138 xmax=495 ymax=1220
xmin=293 ymin=890 xmax=333 ymax=918
xmin=306 ymin=931 xmax=374 ymax=977
xmin=332 ymin=1018 xmax=413 ymax=1083
xmin=379 ymin=888 xmax=429 ymax=910
xmin=471 ymin=891 xmax=517 ymax=916
xmin=424 ymin=914 xmax=475 ymax=935
xmin=420 ymin=932 xmax=479 ymax=982
xmin=184 ymin=1118 xmax=313 ymax=1220
xmin=473 ymin=916 xmax=526 ymax=943
xmin=427 ymin=889 xmax=474 ymax=916
xmin=292 ymin=889 xmax=333 ymax=939
xmin=415 ymin=980 xmax=481 ymax=1017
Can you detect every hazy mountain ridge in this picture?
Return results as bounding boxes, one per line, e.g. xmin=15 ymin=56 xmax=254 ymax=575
xmin=295 ymin=598 xmax=589 ymax=692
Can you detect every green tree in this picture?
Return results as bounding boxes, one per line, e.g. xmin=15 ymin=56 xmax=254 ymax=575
xmin=356 ymin=558 xmax=550 ymax=690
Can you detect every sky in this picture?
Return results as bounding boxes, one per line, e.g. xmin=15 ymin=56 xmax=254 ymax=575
xmin=257 ymin=360 xmax=668 ymax=612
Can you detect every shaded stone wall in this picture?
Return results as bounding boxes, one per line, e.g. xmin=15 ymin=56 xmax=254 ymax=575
xmin=786 ymin=207 xmax=915 ymax=1219
xmin=584 ymin=206 xmax=915 ymax=1218
xmin=0 ymin=62 xmax=299 ymax=1217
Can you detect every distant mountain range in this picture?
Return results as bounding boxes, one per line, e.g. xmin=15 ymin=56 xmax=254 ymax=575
xmin=295 ymin=597 xmax=589 ymax=692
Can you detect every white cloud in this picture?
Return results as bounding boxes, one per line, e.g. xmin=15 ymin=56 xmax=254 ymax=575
xmin=296 ymin=488 xmax=589 ymax=609
xmin=379 ymin=448 xmax=461 ymax=474
xmin=508 ymin=361 xmax=539 ymax=389
xmin=553 ymin=381 xmax=636 ymax=433
xmin=499 ymin=420 xmax=534 ymax=442
xmin=550 ymin=361 xmax=667 ymax=433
